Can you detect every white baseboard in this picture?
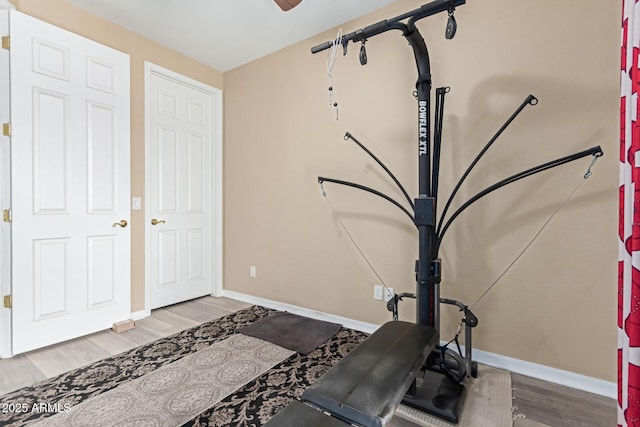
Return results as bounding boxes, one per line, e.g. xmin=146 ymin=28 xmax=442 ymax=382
xmin=222 ymin=290 xmax=616 ymax=399
xmin=222 ymin=290 xmax=379 ymax=334
xmin=130 ymin=309 xmax=150 ymax=321
xmin=466 ymin=346 xmax=616 ymax=399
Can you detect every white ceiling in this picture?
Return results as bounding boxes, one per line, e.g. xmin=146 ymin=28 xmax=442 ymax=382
xmin=65 ymin=0 xmax=399 ymax=72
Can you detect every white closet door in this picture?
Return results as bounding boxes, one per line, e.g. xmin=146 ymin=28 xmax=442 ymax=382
xmin=148 ymin=67 xmax=214 ymax=309
xmin=10 ymin=10 xmax=131 ymax=354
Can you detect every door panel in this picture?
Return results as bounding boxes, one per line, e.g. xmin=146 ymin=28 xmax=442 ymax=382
xmin=187 ymin=133 xmax=205 ymax=212
xmin=148 ymin=69 xmax=214 ymax=309
xmin=33 ymin=238 xmax=69 ymax=319
xmin=33 ymin=89 xmax=69 ymax=213
xmin=158 ymin=126 xmax=178 ymax=212
xmin=87 ymin=235 xmax=117 ymax=308
xmin=187 ymin=228 xmax=204 ymax=281
xmin=10 ymin=10 xmax=130 ymax=354
xmin=87 ymin=102 xmax=117 ymax=213
xmin=159 ymin=230 xmax=178 ymax=287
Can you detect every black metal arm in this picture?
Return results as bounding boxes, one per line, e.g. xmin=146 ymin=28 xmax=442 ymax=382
xmin=311 ymin=0 xmax=466 ymax=54
xmin=344 ymin=132 xmax=414 ymax=210
xmin=318 ymin=176 xmax=416 ymax=224
xmin=436 ymin=146 xmax=603 ymax=252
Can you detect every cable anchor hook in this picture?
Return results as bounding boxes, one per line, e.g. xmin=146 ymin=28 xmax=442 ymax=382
xmin=584 ymin=152 xmax=602 ymax=179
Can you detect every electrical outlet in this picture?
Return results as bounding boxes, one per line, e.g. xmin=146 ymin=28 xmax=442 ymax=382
xmin=384 ymin=287 xmax=394 ymax=302
xmin=250 ymin=266 xmax=256 ymax=278
xmin=373 ymin=285 xmax=383 ymax=301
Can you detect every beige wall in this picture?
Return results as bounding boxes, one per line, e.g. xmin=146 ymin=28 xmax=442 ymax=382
xmin=10 ymin=0 xmax=224 ymax=312
xmin=7 ymin=0 xmax=619 ymax=382
xmin=224 ymin=0 xmax=619 ymax=382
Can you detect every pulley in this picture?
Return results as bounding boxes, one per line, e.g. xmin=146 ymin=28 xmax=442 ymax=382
xmin=359 ymin=39 xmax=368 ymax=65
xmin=445 ymin=7 xmax=457 ymax=39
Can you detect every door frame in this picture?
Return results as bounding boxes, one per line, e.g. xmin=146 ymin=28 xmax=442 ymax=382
xmin=0 ymin=7 xmax=11 ymax=358
xmin=143 ymin=62 xmax=223 ymax=316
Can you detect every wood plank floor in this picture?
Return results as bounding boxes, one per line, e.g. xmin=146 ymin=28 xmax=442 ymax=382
xmin=0 ymin=296 xmax=617 ymax=426
xmin=511 ymin=372 xmax=616 ymax=427
xmin=0 ymin=296 xmax=252 ymax=395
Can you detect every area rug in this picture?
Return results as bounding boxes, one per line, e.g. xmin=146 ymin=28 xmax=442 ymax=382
xmin=0 ymin=306 xmax=368 ymax=427
xmin=0 ymin=305 xmax=514 ymax=427
xmin=32 ymin=335 xmax=294 ymax=426
xmin=394 ymin=365 xmax=513 ymax=427
xmin=237 ymin=312 xmax=342 ymax=354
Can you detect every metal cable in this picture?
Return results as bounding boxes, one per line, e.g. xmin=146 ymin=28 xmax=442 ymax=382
xmin=469 ymin=175 xmax=587 ymax=309
xmin=320 ymin=184 xmax=393 ymax=295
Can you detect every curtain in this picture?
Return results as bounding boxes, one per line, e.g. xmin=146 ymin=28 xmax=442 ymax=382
xmin=620 ymin=1 xmax=640 ymax=425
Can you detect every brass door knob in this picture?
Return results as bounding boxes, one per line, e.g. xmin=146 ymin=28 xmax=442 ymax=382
xmin=151 ymin=218 xmax=166 ymax=225
xmin=112 ymin=219 xmax=128 ymax=228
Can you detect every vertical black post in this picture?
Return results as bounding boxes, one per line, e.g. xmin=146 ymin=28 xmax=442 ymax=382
xmin=405 ymin=27 xmax=436 ymax=327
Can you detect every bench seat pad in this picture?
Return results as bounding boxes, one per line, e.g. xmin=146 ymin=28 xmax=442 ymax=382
xmin=302 ymin=321 xmax=438 ymax=427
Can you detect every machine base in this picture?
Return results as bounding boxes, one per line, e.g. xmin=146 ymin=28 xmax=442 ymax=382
xmin=402 ymin=369 xmax=467 ymax=424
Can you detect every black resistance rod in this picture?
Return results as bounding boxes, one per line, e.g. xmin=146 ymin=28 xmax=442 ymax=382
xmin=318 ymin=176 xmax=416 ymax=224
xmin=436 ymin=146 xmax=603 ymax=251
xmin=431 ymin=87 xmax=449 ymax=205
xmin=437 ymin=94 xmax=538 ymax=235
xmin=344 ymin=132 xmax=414 ymax=210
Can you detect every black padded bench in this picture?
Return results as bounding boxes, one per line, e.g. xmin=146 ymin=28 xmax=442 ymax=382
xmin=264 ymin=400 xmax=349 ymax=426
xmin=264 ymin=321 xmax=438 ymax=427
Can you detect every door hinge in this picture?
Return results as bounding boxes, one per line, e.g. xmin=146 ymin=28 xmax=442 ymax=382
xmin=3 ymin=295 xmax=11 ymax=309
xmin=3 ymin=209 xmax=11 ymax=223
xmin=2 ymin=123 xmax=10 ymax=137
xmin=1 ymin=36 xmax=9 ymax=50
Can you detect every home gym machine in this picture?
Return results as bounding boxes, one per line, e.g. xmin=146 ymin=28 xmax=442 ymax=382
xmin=265 ymin=0 xmax=603 ymax=425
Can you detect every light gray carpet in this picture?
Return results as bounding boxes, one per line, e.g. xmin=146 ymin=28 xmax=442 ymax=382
xmin=394 ymin=365 xmax=513 ymax=427
xmin=34 ymin=335 xmax=294 ymax=427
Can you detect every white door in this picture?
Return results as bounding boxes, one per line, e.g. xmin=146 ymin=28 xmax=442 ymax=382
xmin=10 ymin=10 xmax=130 ymax=354
xmin=147 ymin=65 xmax=215 ymax=309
